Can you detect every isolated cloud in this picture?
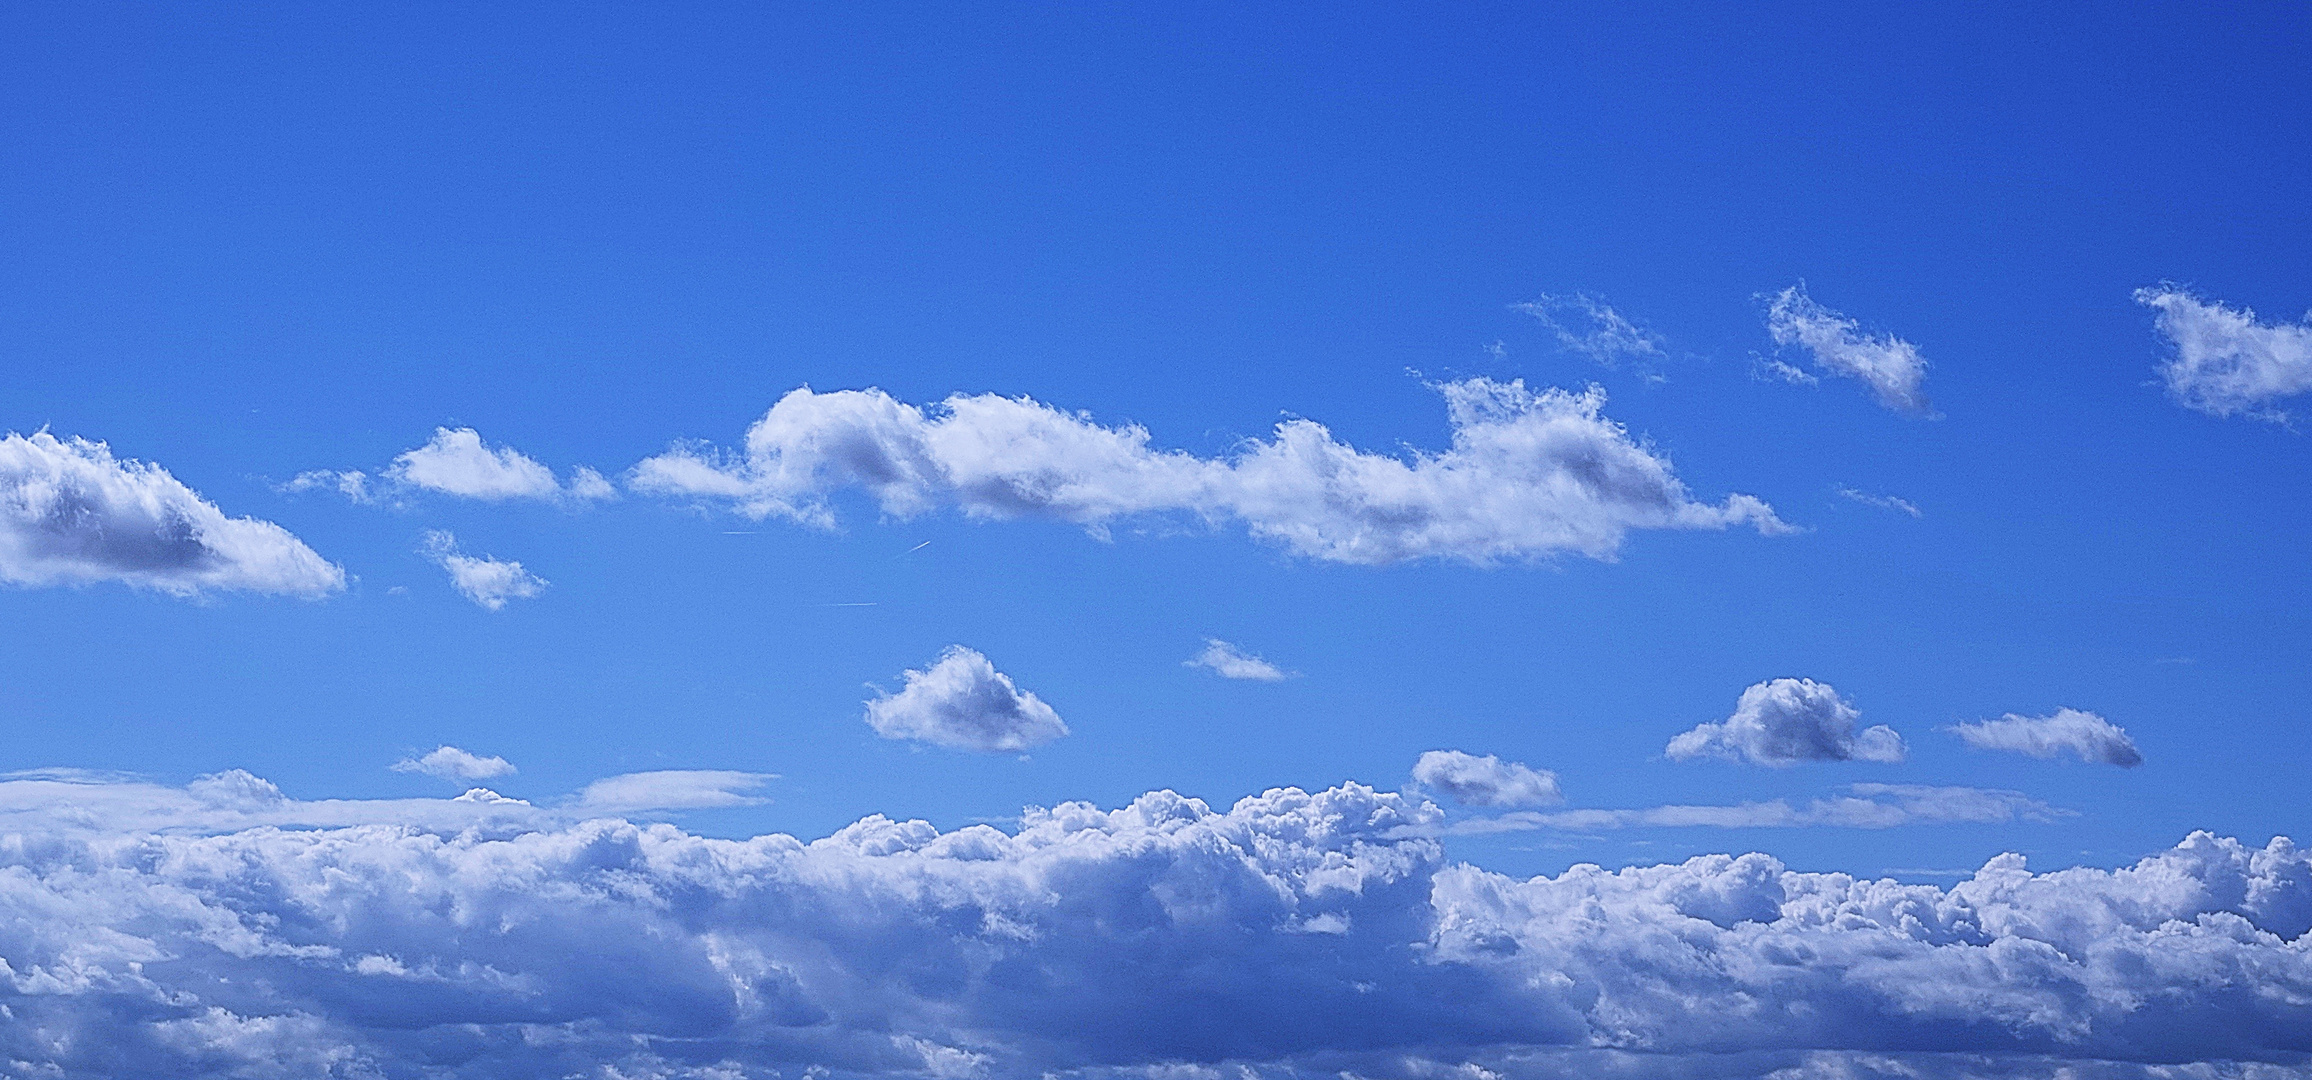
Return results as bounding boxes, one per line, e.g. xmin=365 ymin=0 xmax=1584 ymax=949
xmin=1458 ymin=784 xmax=2067 ymax=834
xmin=1953 ymin=707 xmax=2143 ymax=767
xmin=1836 ymin=486 xmax=1921 ymax=517
xmin=1514 ymin=293 xmax=1667 ymax=368
xmin=391 ymin=745 xmax=516 ymax=781
xmin=630 ymin=379 xmax=1789 ymax=566
xmin=1185 ymin=639 xmax=1291 ymax=681
xmin=1667 ymin=678 xmax=1908 ymax=766
xmin=1412 ymin=750 xmax=1563 ymax=808
xmin=2136 ymin=285 xmax=2312 ymax=421
xmin=291 ymin=427 xmax=614 ymax=504
xmin=0 ymin=431 xmax=344 ymax=597
xmin=0 ymin=771 xmax=2303 ymax=1077
xmin=864 ymin=646 xmax=1069 ymax=752
xmin=1765 ymin=286 xmax=1934 ymax=415
xmin=573 ymin=769 xmax=774 ymax=812
xmin=420 ymin=529 xmax=548 ymax=610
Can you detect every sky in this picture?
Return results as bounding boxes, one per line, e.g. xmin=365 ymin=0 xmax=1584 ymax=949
xmin=2 ymin=4 xmax=2311 ymax=1078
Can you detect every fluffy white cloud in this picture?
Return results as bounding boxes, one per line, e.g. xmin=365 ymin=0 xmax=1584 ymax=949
xmin=391 ymin=745 xmax=517 ymax=781
xmin=420 ymin=529 xmax=548 ymax=610
xmin=1412 ymin=750 xmax=1563 ymax=808
xmin=1513 ymin=293 xmax=1667 ymax=369
xmin=0 ymin=431 xmax=344 ymax=597
xmin=0 ymin=771 xmax=2302 ymax=1077
xmin=1953 ymin=708 xmax=2143 ymax=767
xmin=1458 ymin=784 xmax=2068 ymax=834
xmin=1667 ymin=678 xmax=1908 ymax=766
xmin=1765 ymin=286 xmax=1934 ymax=415
xmin=630 ymin=379 xmax=1789 ymax=566
xmin=292 ymin=427 xmax=615 ymax=504
xmin=2136 ymin=285 xmax=2312 ymax=421
xmin=1185 ymin=639 xmax=1291 ymax=681
xmin=864 ymin=646 xmax=1069 ymax=752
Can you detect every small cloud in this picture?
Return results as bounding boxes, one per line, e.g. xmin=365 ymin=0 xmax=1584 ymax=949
xmin=391 ymin=745 xmax=516 ymax=781
xmin=451 ymin=787 xmax=529 ymax=805
xmin=864 ymin=647 xmax=1068 ymax=753
xmin=1513 ymin=293 xmax=1667 ymax=369
xmin=1764 ymin=285 xmax=1934 ymax=415
xmin=419 ymin=530 xmax=547 ymax=611
xmin=1835 ymin=486 xmax=1921 ymax=517
xmin=1412 ymin=750 xmax=1562 ymax=808
xmin=572 ymin=770 xmax=774 ymax=813
xmin=1952 ymin=707 xmax=2143 ymax=767
xmin=1185 ymin=639 xmax=1292 ymax=682
xmin=2136 ymin=285 xmax=2312 ymax=421
xmin=1752 ymin=357 xmax=1819 ymax=386
xmin=1666 ymin=678 xmax=1907 ymax=766
xmin=293 ymin=428 xmax=615 ymax=505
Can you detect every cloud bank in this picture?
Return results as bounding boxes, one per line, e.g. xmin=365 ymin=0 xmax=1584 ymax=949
xmin=0 ymin=772 xmax=2302 ymax=1078
xmin=864 ymin=646 xmax=1070 ymax=752
xmin=1457 ymin=783 xmax=2069 ymax=834
xmin=291 ymin=427 xmax=615 ymax=504
xmin=2137 ymin=285 xmax=2312 ymax=421
xmin=1667 ymin=678 xmax=1909 ymax=766
xmin=629 ymin=379 xmax=1789 ymax=566
xmin=1412 ymin=749 xmax=1563 ymax=808
xmin=1953 ymin=708 xmax=2144 ymax=767
xmin=1765 ymin=286 xmax=1935 ymax=415
xmin=391 ymin=745 xmax=517 ymax=781
xmin=1185 ymin=639 xmax=1291 ymax=681
xmin=0 ymin=431 xmax=344 ymax=598
xmin=420 ymin=530 xmax=548 ymax=610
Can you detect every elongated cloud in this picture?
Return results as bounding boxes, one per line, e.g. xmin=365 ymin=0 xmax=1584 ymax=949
xmin=864 ymin=646 xmax=1069 ymax=752
xmin=290 ymin=427 xmax=614 ymax=504
xmin=1185 ymin=639 xmax=1290 ymax=681
xmin=420 ymin=530 xmax=547 ymax=610
xmin=1514 ymin=293 xmax=1667 ymax=368
xmin=1667 ymin=678 xmax=1908 ymax=765
xmin=630 ymin=379 xmax=1789 ymax=566
xmin=0 ymin=431 xmax=344 ymax=597
xmin=0 ymin=772 xmax=2302 ymax=1077
xmin=1953 ymin=707 xmax=2143 ymax=767
xmin=1412 ymin=749 xmax=1562 ymax=807
xmin=2136 ymin=285 xmax=2312 ymax=421
xmin=1765 ymin=285 xmax=1934 ymax=415
xmin=391 ymin=745 xmax=516 ymax=781
xmin=1456 ymin=783 xmax=2067 ymax=833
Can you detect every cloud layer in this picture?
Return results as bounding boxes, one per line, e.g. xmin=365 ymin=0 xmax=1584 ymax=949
xmin=1412 ymin=749 xmax=1563 ymax=808
xmin=1185 ymin=639 xmax=1291 ymax=681
xmin=1953 ymin=708 xmax=2144 ymax=767
xmin=0 ymin=431 xmax=344 ymax=597
xmin=1765 ymin=286 xmax=1935 ymax=415
xmin=1667 ymin=678 xmax=1909 ymax=766
xmin=864 ymin=646 xmax=1070 ymax=752
xmin=1459 ymin=783 xmax=2068 ymax=834
xmin=421 ymin=530 xmax=549 ymax=610
xmin=630 ymin=379 xmax=1788 ymax=566
xmin=0 ymin=772 xmax=2302 ymax=1078
xmin=2137 ymin=285 xmax=2312 ymax=421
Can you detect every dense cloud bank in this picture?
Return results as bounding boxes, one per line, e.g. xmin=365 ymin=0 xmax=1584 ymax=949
xmin=0 ymin=776 xmax=2305 ymax=1078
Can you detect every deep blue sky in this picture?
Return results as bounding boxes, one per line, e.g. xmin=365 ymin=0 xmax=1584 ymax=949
xmin=3 ymin=2 xmax=2308 ymax=880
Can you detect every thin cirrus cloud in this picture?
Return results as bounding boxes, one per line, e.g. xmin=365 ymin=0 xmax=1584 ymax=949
xmin=1952 ymin=707 xmax=2144 ymax=767
xmin=628 ymin=378 xmax=1791 ymax=567
xmin=419 ymin=530 xmax=547 ymax=610
xmin=1512 ymin=292 xmax=1668 ymax=370
xmin=290 ymin=426 xmax=615 ymax=505
xmin=2136 ymin=285 xmax=2312 ymax=421
xmin=1185 ymin=638 xmax=1292 ymax=681
xmin=0 ymin=431 xmax=344 ymax=598
xmin=0 ymin=772 xmax=2300 ymax=1076
xmin=1450 ymin=783 xmax=2069 ymax=834
xmin=1411 ymin=749 xmax=1563 ymax=808
xmin=863 ymin=646 xmax=1069 ymax=752
xmin=1666 ymin=678 xmax=1909 ymax=766
xmin=390 ymin=745 xmax=516 ymax=781
xmin=1764 ymin=285 xmax=1936 ymax=416
xmin=1835 ymin=485 xmax=1921 ymax=517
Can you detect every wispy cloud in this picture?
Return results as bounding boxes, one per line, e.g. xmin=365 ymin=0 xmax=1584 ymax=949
xmin=1764 ymin=285 xmax=1935 ymax=415
xmin=1514 ymin=292 xmax=1668 ymax=371
xmin=2137 ymin=285 xmax=2312 ymax=421
xmin=1666 ymin=678 xmax=1907 ymax=765
xmin=391 ymin=745 xmax=516 ymax=781
xmin=1452 ymin=783 xmax=2070 ymax=833
xmin=1836 ymin=486 xmax=1921 ymax=517
xmin=864 ymin=646 xmax=1069 ymax=752
xmin=1953 ymin=707 xmax=2143 ymax=767
xmin=419 ymin=530 xmax=547 ymax=610
xmin=1184 ymin=639 xmax=1291 ymax=681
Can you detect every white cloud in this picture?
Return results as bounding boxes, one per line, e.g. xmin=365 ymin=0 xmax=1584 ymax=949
xmin=1667 ymin=678 xmax=1908 ymax=766
xmin=573 ymin=769 xmax=774 ymax=812
xmin=1411 ymin=750 xmax=1562 ymax=808
xmin=1513 ymin=293 xmax=1667 ymax=369
xmin=2136 ymin=285 xmax=2312 ymax=421
xmin=1952 ymin=707 xmax=2143 ymax=767
xmin=1765 ymin=286 xmax=1934 ymax=415
xmin=0 ymin=771 xmax=2302 ymax=1076
xmin=295 ymin=427 xmax=615 ymax=504
xmin=391 ymin=745 xmax=516 ymax=781
xmin=1458 ymin=784 xmax=2068 ymax=833
xmin=420 ymin=530 xmax=548 ymax=610
xmin=1836 ymin=486 xmax=1921 ymax=517
xmin=629 ymin=379 xmax=1790 ymax=566
xmin=0 ymin=431 xmax=345 ymax=598
xmin=1185 ymin=639 xmax=1291 ymax=681
xmin=864 ymin=646 xmax=1069 ymax=752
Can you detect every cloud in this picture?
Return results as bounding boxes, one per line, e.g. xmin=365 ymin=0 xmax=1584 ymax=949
xmin=391 ymin=745 xmax=517 ymax=781
xmin=0 ymin=771 xmax=2303 ymax=1076
xmin=1513 ymin=293 xmax=1667 ymax=369
xmin=0 ymin=431 xmax=344 ymax=598
xmin=1764 ymin=286 xmax=1934 ymax=415
xmin=292 ymin=427 xmax=615 ymax=504
xmin=1457 ymin=784 xmax=2069 ymax=834
xmin=629 ymin=379 xmax=1790 ymax=566
xmin=573 ymin=769 xmax=775 ymax=812
xmin=1952 ymin=707 xmax=2143 ymax=767
xmin=2136 ymin=285 xmax=2312 ymax=421
xmin=1185 ymin=639 xmax=1291 ymax=681
xmin=864 ymin=646 xmax=1069 ymax=752
xmin=1835 ymin=486 xmax=1921 ymax=517
xmin=1411 ymin=750 xmax=1562 ymax=808
xmin=1667 ymin=678 xmax=1908 ymax=766
xmin=420 ymin=530 xmax=548 ymax=610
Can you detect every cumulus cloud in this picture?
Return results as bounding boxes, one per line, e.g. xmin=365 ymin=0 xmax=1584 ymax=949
xmin=864 ymin=646 xmax=1069 ymax=752
xmin=1457 ymin=784 xmax=2069 ymax=834
xmin=629 ymin=379 xmax=1789 ymax=566
xmin=420 ymin=529 xmax=548 ymax=610
xmin=1185 ymin=639 xmax=1291 ymax=681
xmin=2136 ymin=285 xmax=2312 ymax=421
xmin=573 ymin=769 xmax=775 ymax=812
xmin=1412 ymin=750 xmax=1563 ymax=808
xmin=1667 ymin=678 xmax=1908 ymax=766
xmin=1952 ymin=707 xmax=2144 ymax=767
xmin=291 ymin=427 xmax=615 ymax=504
xmin=391 ymin=745 xmax=517 ymax=781
xmin=1513 ymin=293 xmax=1667 ymax=369
xmin=1765 ymin=286 xmax=1934 ymax=415
xmin=0 ymin=771 xmax=2302 ymax=1077
xmin=0 ymin=431 xmax=344 ymax=597
xmin=1835 ymin=486 xmax=1921 ymax=517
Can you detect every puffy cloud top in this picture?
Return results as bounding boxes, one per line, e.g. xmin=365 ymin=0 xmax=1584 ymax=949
xmin=1765 ymin=285 xmax=1935 ymax=415
xmin=292 ymin=427 xmax=615 ymax=504
xmin=1185 ymin=639 xmax=1291 ymax=681
xmin=1667 ymin=678 xmax=1908 ymax=766
xmin=2137 ymin=285 xmax=2312 ymax=421
xmin=630 ymin=379 xmax=1789 ymax=566
xmin=0 ymin=431 xmax=344 ymax=597
xmin=1953 ymin=707 xmax=2144 ymax=767
xmin=420 ymin=530 xmax=548 ymax=610
xmin=864 ymin=646 xmax=1070 ymax=752
xmin=1412 ymin=749 xmax=1563 ymax=807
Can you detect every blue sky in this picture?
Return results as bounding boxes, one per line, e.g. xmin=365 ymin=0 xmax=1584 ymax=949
xmin=3 ymin=5 xmax=2311 ymax=1076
